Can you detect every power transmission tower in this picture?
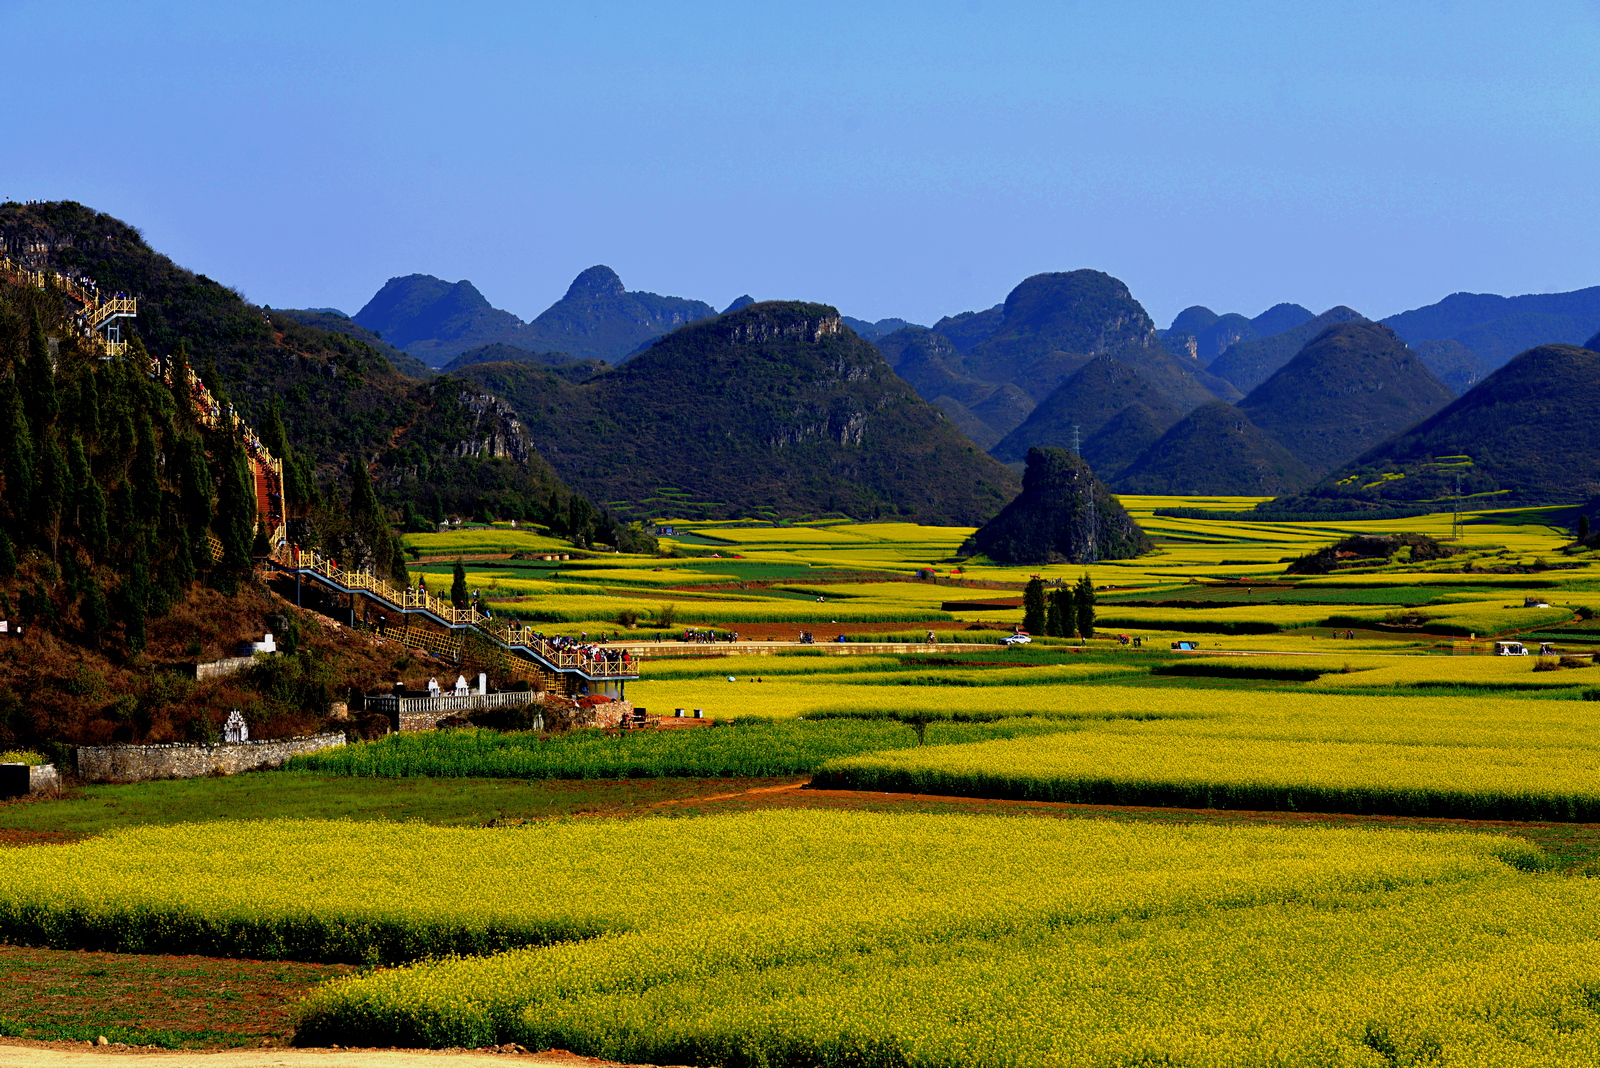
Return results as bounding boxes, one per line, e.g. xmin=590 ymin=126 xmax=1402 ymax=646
xmin=1071 ymin=424 xmax=1081 ymax=456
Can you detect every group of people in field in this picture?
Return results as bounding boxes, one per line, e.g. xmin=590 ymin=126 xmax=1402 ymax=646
xmin=682 ymin=628 xmax=737 ymax=644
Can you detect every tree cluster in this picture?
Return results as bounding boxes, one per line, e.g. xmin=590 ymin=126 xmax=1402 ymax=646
xmin=1022 ymin=574 xmax=1096 ymax=639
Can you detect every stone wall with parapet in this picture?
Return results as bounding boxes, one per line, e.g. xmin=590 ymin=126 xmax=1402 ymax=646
xmin=76 ymin=733 xmax=346 ymax=784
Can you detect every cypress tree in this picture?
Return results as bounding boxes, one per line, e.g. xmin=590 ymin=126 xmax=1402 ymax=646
xmin=169 ymin=340 xmax=199 ymax=427
xmin=38 ymin=437 xmax=66 ymax=557
xmin=1022 ymin=576 xmax=1046 ymax=634
xmin=76 ymin=371 xmax=101 ymax=443
xmin=1074 ymin=573 xmax=1096 ymax=640
xmin=0 ymin=376 xmax=35 ymax=529
xmin=451 ymin=557 xmax=469 ymax=609
xmin=0 ymin=528 xmax=15 ymax=578
xmin=81 ymin=576 xmax=110 ymax=646
xmin=213 ymin=431 xmax=256 ymax=592
xmin=173 ymin=433 xmax=214 ymax=541
xmin=389 ymin=541 xmax=411 ymax=589
xmin=1044 ymin=589 xmax=1065 ymax=638
xmin=131 ymin=416 xmax=161 ymax=524
xmin=432 ymin=493 xmax=447 ymax=526
xmin=1581 ymin=515 xmax=1591 ymax=541
xmin=81 ymin=479 xmax=109 ymax=555
xmin=66 ymin=434 xmax=90 ymax=531
xmin=119 ymin=537 xmax=150 ymax=652
xmin=24 ymin=309 xmax=57 ymax=438
xmin=1056 ymin=587 xmax=1079 ymax=638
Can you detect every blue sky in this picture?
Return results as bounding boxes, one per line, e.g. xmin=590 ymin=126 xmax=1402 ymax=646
xmin=3 ymin=0 xmax=1598 ymax=329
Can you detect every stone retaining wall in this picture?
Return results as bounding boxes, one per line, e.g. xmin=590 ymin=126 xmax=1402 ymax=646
xmin=76 ymin=733 xmax=346 ymax=784
xmin=195 ymin=656 xmax=257 ymax=681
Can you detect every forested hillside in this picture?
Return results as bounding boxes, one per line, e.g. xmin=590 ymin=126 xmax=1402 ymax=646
xmin=0 ymin=202 xmax=587 ymax=551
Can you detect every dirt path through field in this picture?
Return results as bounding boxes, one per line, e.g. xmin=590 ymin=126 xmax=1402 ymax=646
xmin=0 ymin=1043 xmax=682 ymax=1068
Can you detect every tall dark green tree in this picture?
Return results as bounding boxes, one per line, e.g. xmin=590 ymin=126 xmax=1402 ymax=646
xmin=131 ymin=415 xmax=161 ymax=524
xmin=0 ymin=528 xmax=15 ymax=578
xmin=1022 ymin=576 xmax=1047 ymax=634
xmin=1581 ymin=515 xmax=1592 ymax=541
xmin=23 ymin=309 xmax=57 ymax=439
xmin=118 ymin=536 xmax=151 ymax=653
xmin=1052 ymin=587 xmax=1077 ymax=639
xmin=1074 ymin=573 xmax=1096 ymax=640
xmin=1044 ymin=589 xmax=1065 ymax=637
xmin=38 ymin=437 xmax=66 ymax=557
xmin=0 ymin=376 xmax=34 ymax=532
xmin=451 ymin=557 xmax=469 ymax=609
xmin=212 ymin=431 xmax=257 ymax=592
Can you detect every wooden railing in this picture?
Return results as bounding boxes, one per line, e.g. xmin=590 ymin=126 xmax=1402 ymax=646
xmin=283 ymin=550 xmax=637 ymax=678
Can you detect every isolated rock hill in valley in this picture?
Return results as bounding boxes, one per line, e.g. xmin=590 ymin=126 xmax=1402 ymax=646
xmin=1267 ymin=343 xmax=1600 ymax=511
xmin=991 ymin=357 xmax=1184 ymax=463
xmin=1207 ymin=306 xmax=1367 ymax=393
xmin=1237 ymin=322 xmax=1455 ymax=476
xmin=1382 ymin=286 xmax=1600 ymax=368
xmin=962 ymin=447 xmax=1151 ymax=564
xmin=454 ymin=301 xmax=1020 ymax=524
xmin=1112 ymin=401 xmax=1314 ymax=496
xmin=354 ymin=267 xmax=717 ymax=366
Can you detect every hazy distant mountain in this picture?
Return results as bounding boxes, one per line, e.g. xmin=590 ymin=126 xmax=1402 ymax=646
xmin=1113 ymin=401 xmax=1314 ymax=496
xmin=843 ymin=316 xmax=924 ymax=341
xmin=894 ymin=271 xmax=1238 ymax=454
xmin=353 ymin=266 xmax=717 ymax=367
xmin=453 ymin=301 xmax=1019 ymax=524
xmin=1411 ymin=339 xmax=1491 ymax=393
xmin=931 ymin=304 xmax=1005 ymax=352
xmin=1249 ymin=302 xmax=1315 ymax=337
xmin=1195 ymin=313 xmax=1257 ymax=363
xmin=1381 ymin=287 xmax=1600 ymax=368
xmin=1168 ymin=306 xmax=1220 ymax=336
xmin=1207 ymin=306 xmax=1366 ymax=393
xmin=352 ymin=275 xmax=523 ymax=365
xmin=991 ymin=357 xmax=1185 ymax=462
xmin=1269 ymin=343 xmax=1600 ymax=511
xmin=1237 ymin=322 xmax=1455 ymax=476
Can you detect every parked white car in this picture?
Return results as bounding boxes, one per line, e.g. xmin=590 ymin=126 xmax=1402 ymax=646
xmin=1002 ymin=632 xmax=1033 ymax=645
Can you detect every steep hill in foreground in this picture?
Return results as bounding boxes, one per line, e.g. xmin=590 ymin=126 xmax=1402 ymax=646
xmin=991 ymin=357 xmax=1184 ymax=462
xmin=962 ymin=447 xmax=1150 ymax=564
xmin=1112 ymin=401 xmax=1315 ymax=496
xmin=271 ymin=308 xmax=432 ymax=378
xmin=1208 ymin=306 xmax=1366 ymax=393
xmin=1266 ymin=343 xmax=1600 ymax=512
xmin=456 ymin=302 xmax=1020 ymax=524
xmin=1238 ymin=322 xmax=1455 ymax=476
xmin=354 ymin=267 xmax=717 ymax=366
xmin=0 ymin=201 xmax=574 ymax=535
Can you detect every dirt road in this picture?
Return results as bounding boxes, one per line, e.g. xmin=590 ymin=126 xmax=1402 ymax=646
xmin=0 ymin=1044 xmax=683 ymax=1068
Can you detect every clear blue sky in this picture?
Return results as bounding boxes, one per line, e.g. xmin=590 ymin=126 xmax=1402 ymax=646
xmin=3 ymin=0 xmax=1598 ymax=329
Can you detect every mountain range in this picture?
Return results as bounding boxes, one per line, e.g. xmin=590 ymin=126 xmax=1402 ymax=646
xmin=352 ymin=267 xmax=718 ymax=367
